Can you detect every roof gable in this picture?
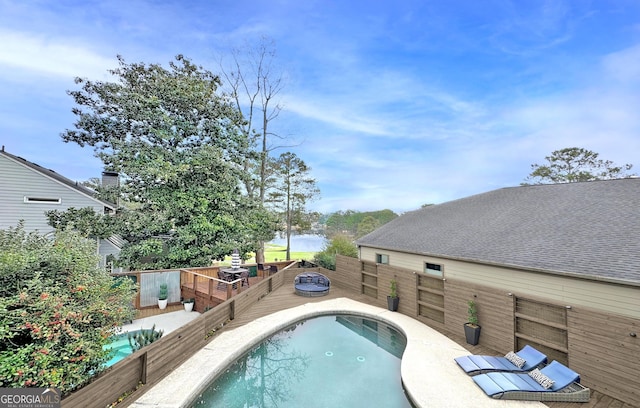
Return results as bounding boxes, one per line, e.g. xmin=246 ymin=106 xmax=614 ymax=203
xmin=0 ymin=148 xmax=115 ymax=211
xmin=357 ymin=179 xmax=640 ymax=284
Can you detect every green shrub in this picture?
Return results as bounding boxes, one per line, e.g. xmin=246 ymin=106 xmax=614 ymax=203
xmin=0 ymin=225 xmax=136 ymax=394
xmin=313 ymin=234 xmax=357 ymax=271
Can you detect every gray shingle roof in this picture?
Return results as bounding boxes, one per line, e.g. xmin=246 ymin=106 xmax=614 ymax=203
xmin=356 ymin=179 xmax=640 ymax=285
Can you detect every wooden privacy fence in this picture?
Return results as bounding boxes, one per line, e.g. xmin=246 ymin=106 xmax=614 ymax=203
xmin=62 ymin=265 xmax=299 ymax=408
xmin=329 ymin=255 xmax=640 ymax=407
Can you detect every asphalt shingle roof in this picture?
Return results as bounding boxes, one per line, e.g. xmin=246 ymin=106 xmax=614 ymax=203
xmin=356 ymin=179 xmax=640 ymax=285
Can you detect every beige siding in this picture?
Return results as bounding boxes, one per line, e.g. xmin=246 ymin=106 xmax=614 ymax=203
xmin=359 ymin=246 xmax=639 ymax=319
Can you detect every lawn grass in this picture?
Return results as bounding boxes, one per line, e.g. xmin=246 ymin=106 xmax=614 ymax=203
xmin=220 ymin=243 xmax=317 ymax=265
xmin=263 ymin=243 xmax=316 ymax=262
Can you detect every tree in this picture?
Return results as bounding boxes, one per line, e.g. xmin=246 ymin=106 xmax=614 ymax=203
xmin=325 ymin=209 xmax=398 ymax=238
xmin=266 ymin=152 xmax=319 ymax=261
xmin=219 ymin=38 xmax=287 ymax=265
xmin=61 ymin=55 xmax=275 ymax=268
xmin=523 ymin=147 xmax=635 ymax=184
xmin=313 ymin=234 xmax=358 ymax=271
xmin=356 ymin=215 xmax=379 ymax=238
xmin=0 ymin=223 xmax=136 ymax=394
xmin=46 ymin=206 xmax=117 ymax=239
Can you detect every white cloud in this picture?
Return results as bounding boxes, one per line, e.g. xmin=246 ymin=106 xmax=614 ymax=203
xmin=602 ymin=44 xmax=640 ymax=83
xmin=0 ymin=30 xmax=114 ymax=80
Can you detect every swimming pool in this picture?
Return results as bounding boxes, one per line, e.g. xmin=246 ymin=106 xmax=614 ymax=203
xmin=191 ymin=315 xmax=412 ymax=407
xmin=103 ymin=330 xmax=140 ymax=367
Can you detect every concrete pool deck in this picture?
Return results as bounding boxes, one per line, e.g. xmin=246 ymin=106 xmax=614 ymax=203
xmin=120 ymin=309 xmax=201 ymax=335
xmin=130 ymin=297 xmax=544 ymax=408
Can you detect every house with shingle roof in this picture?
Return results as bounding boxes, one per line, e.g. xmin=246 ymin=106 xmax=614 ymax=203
xmin=357 ymin=179 xmax=640 ymax=317
xmin=355 ymin=179 xmax=640 ymax=406
xmin=0 ymin=147 xmax=122 ymax=268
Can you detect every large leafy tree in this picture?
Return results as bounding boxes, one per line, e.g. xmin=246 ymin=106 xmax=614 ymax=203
xmin=523 ymin=147 xmax=635 ymax=185
xmin=266 ymin=152 xmax=319 ymax=260
xmin=62 ymin=55 xmax=275 ymax=268
xmin=0 ymin=223 xmax=136 ymax=394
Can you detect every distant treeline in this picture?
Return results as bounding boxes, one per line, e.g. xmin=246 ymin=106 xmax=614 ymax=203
xmin=322 ymin=209 xmax=398 ymax=238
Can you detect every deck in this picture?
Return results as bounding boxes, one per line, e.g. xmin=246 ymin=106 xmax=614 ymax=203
xmin=137 ymin=282 xmax=632 ymax=408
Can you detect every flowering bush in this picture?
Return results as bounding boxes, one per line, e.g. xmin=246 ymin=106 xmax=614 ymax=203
xmin=0 ymin=224 xmax=136 ymax=394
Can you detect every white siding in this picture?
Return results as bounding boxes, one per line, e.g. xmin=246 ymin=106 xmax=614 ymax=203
xmin=0 ymin=154 xmax=105 ymax=233
xmin=359 ymin=246 xmax=640 ymax=319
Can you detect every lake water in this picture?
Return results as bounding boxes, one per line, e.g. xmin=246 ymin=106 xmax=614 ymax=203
xmin=269 ymin=234 xmax=327 ymax=252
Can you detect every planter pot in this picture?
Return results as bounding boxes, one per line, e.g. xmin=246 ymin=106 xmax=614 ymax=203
xmin=158 ymin=299 xmax=168 ymax=310
xmin=387 ymin=296 xmax=399 ymax=312
xmin=183 ymin=302 xmax=194 ymax=312
xmin=464 ymin=323 xmax=481 ymax=345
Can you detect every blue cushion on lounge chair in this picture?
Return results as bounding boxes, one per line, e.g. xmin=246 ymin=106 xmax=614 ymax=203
xmin=472 ymin=360 xmax=580 ymax=398
xmin=454 ymin=345 xmax=547 ymax=375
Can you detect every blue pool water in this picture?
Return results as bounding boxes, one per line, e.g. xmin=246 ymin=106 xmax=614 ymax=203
xmin=191 ymin=315 xmax=412 ymax=408
xmin=103 ymin=330 xmax=142 ymax=367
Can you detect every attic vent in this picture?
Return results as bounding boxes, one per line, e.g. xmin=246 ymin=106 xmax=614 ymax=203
xmin=24 ymin=196 xmax=61 ymax=204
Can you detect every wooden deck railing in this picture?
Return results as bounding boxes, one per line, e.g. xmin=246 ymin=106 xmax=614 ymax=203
xmin=180 ymin=268 xmax=245 ymax=302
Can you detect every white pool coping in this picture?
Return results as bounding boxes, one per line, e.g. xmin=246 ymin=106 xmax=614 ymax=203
xmin=130 ymin=297 xmax=544 ymax=408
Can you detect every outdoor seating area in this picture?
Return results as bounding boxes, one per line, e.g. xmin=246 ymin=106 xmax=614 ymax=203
xmin=294 ymin=271 xmax=330 ymax=296
xmin=455 ymin=345 xmax=547 ymax=375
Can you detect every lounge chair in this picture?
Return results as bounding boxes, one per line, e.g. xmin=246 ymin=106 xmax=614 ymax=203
xmin=471 ymin=360 xmax=590 ymax=402
xmin=455 ymin=345 xmax=547 ymax=375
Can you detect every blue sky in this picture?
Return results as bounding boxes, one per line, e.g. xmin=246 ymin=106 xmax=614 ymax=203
xmin=1 ymin=1 xmax=639 ymax=214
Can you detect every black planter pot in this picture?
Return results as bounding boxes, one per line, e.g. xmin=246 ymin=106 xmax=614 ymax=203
xmin=464 ymin=323 xmax=481 ymax=345
xmin=387 ymin=296 xmax=399 ymax=311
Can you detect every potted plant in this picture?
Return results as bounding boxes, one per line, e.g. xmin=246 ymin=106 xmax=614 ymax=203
xmin=463 ymin=300 xmax=481 ymax=345
xmin=387 ymin=278 xmax=399 ymax=311
xmin=158 ymin=283 xmax=168 ymax=310
xmin=182 ymin=297 xmax=195 ymax=312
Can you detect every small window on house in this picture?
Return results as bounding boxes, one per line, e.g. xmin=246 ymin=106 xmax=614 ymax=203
xmin=376 ymin=254 xmax=389 ymax=264
xmin=424 ymin=262 xmax=443 ymax=277
xmin=24 ymin=196 xmax=61 ymax=204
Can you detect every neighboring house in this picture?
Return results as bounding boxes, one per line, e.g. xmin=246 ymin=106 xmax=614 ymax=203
xmin=0 ymin=147 xmax=121 ymax=269
xmin=354 ymin=178 xmax=639 ymax=406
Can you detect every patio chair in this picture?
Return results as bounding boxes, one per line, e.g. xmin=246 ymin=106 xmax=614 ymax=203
xmin=240 ymin=270 xmax=250 ymax=287
xmin=454 ymin=345 xmax=547 ymax=375
xmin=471 ymin=360 xmax=590 ymax=402
xmin=217 ymin=271 xmax=230 ymax=289
xmin=269 ymin=265 xmax=278 ymax=275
